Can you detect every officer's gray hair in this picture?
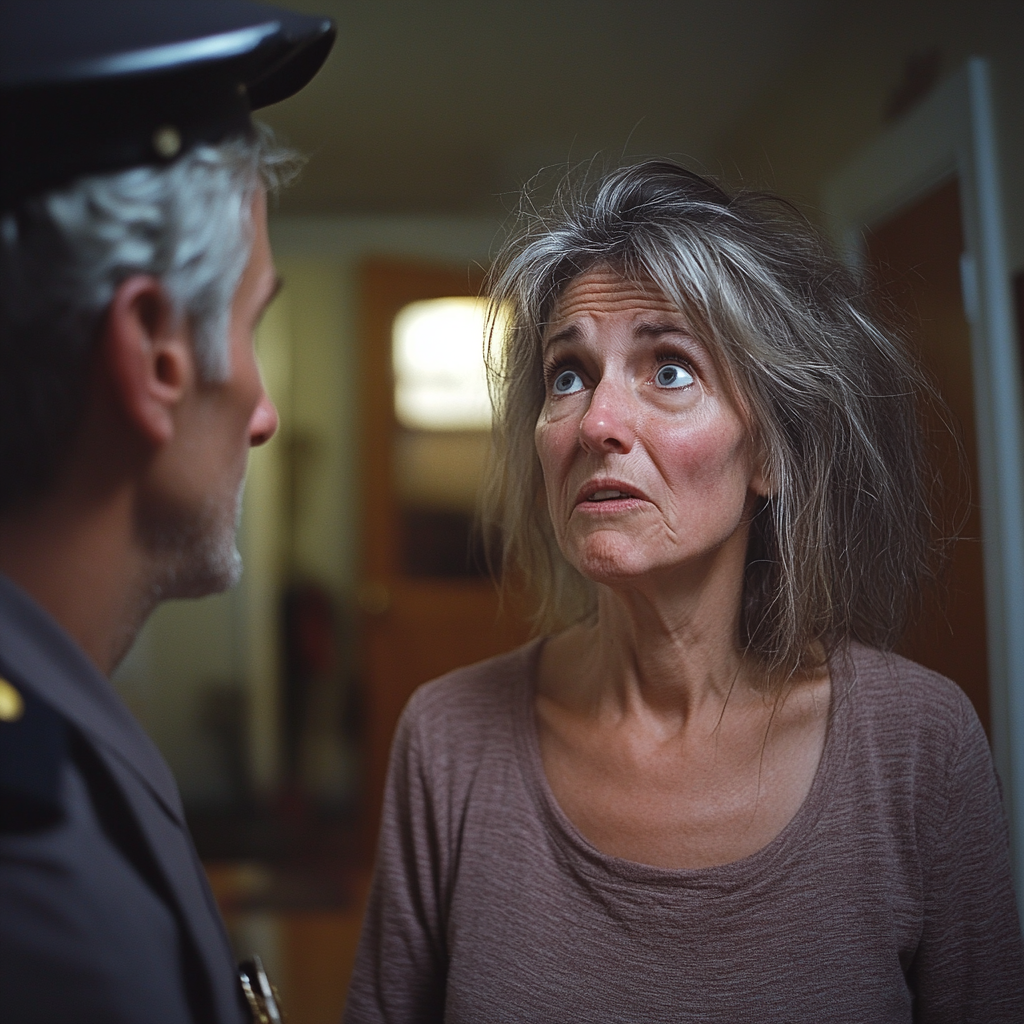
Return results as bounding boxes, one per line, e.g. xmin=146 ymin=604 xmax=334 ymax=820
xmin=0 ymin=126 xmax=299 ymax=512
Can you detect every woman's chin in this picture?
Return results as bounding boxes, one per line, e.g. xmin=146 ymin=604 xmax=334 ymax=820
xmin=567 ymin=534 xmax=660 ymax=586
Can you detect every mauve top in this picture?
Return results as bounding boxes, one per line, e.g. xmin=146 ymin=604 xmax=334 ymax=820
xmin=344 ymin=641 xmax=1024 ymax=1023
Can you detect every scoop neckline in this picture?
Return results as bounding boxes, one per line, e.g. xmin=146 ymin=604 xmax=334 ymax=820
xmin=512 ymin=636 xmax=850 ymax=893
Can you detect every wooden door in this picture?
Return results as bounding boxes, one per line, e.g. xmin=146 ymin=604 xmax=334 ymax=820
xmin=356 ymin=260 xmax=532 ymax=850
xmin=866 ymin=178 xmax=990 ymax=733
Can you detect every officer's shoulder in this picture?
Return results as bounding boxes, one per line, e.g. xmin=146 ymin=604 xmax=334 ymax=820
xmin=0 ymin=674 xmax=68 ymax=831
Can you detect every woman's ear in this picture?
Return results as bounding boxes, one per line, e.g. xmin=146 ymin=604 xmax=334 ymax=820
xmin=99 ymin=275 xmax=196 ymax=446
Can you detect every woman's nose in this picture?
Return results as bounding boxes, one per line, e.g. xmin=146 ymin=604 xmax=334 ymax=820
xmin=578 ymin=378 xmax=636 ymax=454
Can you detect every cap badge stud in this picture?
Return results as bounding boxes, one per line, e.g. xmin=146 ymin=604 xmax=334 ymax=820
xmin=0 ymin=677 xmax=24 ymax=722
xmin=152 ymin=125 xmax=182 ymax=159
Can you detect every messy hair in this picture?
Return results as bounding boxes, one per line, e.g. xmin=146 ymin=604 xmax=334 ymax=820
xmin=483 ymin=159 xmax=945 ymax=677
xmin=0 ymin=124 xmax=300 ymax=514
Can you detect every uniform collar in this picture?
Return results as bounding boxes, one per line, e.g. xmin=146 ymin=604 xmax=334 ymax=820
xmin=0 ymin=573 xmax=184 ymax=825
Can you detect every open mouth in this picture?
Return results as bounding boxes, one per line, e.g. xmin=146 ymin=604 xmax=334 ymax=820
xmin=576 ymin=484 xmax=648 ymax=508
xmin=587 ymin=489 xmax=635 ymax=502
xmin=574 ymin=480 xmax=649 ymax=509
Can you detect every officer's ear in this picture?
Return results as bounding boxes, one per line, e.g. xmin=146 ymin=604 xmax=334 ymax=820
xmin=100 ymin=276 xmax=197 ymax=446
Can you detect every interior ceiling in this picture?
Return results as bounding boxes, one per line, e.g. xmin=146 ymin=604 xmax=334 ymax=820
xmin=261 ymin=0 xmax=845 ymax=215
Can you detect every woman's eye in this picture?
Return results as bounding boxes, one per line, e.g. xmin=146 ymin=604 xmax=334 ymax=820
xmin=654 ymin=363 xmax=694 ymax=389
xmin=552 ymin=369 xmax=584 ymax=395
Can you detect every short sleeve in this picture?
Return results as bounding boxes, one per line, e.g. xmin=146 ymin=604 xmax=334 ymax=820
xmin=344 ymin=700 xmax=448 ymax=1024
xmin=909 ymin=698 xmax=1024 ymax=1022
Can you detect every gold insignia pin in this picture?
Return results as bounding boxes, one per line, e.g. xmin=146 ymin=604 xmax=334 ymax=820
xmin=152 ymin=124 xmax=182 ymax=159
xmin=0 ymin=677 xmax=24 ymax=722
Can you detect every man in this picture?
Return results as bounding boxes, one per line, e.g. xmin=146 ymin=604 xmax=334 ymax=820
xmin=0 ymin=3 xmax=334 ymax=1021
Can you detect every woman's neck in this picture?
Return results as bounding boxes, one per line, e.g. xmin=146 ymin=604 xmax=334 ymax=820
xmin=542 ymin=570 xmax=766 ymax=728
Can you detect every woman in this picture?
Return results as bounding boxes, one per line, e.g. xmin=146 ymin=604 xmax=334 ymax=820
xmin=345 ymin=162 xmax=1024 ymax=1022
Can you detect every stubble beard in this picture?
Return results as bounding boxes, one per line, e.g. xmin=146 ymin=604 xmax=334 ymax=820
xmin=139 ymin=482 xmax=245 ymax=604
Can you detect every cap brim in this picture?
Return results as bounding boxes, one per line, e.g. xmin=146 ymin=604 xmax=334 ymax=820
xmin=0 ymin=2 xmax=337 ymax=206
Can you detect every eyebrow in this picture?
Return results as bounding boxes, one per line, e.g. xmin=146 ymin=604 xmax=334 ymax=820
xmin=634 ymin=318 xmax=691 ymax=338
xmin=541 ymin=321 xmax=582 ymax=350
xmin=252 ymin=276 xmax=284 ymax=330
xmin=542 ymin=316 xmax=690 ymax=350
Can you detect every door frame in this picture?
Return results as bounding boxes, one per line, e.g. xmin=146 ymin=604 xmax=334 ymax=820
xmin=355 ymin=259 xmax=536 ymax=852
xmin=824 ymin=58 xmax=1024 ymax=890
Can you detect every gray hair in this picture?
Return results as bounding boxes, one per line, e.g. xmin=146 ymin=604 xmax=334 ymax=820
xmin=483 ymin=160 xmax=947 ymax=678
xmin=0 ymin=125 xmax=299 ymax=512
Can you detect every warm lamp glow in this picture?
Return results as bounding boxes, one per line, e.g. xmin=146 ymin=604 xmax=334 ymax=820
xmin=392 ymin=297 xmax=501 ymax=431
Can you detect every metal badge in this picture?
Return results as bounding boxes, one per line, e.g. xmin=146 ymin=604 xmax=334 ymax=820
xmin=238 ymin=955 xmax=284 ymax=1024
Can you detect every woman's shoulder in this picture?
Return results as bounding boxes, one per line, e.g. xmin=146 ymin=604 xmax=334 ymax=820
xmin=828 ymin=645 xmax=1000 ymax=855
xmin=838 ymin=642 xmax=985 ymax=763
xmin=396 ymin=639 xmax=541 ymax=758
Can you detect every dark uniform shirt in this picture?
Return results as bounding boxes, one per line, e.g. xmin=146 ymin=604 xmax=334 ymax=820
xmin=0 ymin=574 xmax=248 ymax=1024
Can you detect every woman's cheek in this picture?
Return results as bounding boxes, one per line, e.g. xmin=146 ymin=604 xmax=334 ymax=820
xmin=535 ymin=416 xmax=574 ymax=520
xmin=666 ymin=420 xmax=755 ymax=515
xmin=535 ymin=407 xmax=574 ymax=466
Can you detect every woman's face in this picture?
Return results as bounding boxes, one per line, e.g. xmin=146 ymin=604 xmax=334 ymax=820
xmin=534 ymin=266 xmax=767 ymax=590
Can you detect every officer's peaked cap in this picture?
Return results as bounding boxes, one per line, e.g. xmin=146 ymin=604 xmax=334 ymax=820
xmin=0 ymin=0 xmax=336 ymax=207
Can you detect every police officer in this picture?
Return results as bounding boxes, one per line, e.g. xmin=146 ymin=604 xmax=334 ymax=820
xmin=0 ymin=3 xmax=334 ymax=1021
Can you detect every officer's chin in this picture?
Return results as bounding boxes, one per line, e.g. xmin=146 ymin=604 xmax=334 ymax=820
xmin=160 ymin=545 xmax=243 ymax=602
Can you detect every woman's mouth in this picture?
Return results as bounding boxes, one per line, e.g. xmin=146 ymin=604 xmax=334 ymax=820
xmin=574 ymin=482 xmax=649 ymax=509
xmin=588 ymin=489 xmax=634 ymax=501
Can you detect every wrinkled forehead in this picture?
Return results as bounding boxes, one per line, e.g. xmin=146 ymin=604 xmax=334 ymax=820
xmin=546 ymin=264 xmax=680 ymax=332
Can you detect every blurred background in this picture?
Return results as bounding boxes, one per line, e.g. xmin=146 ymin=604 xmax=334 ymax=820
xmin=110 ymin=1 xmax=1024 ymax=1020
